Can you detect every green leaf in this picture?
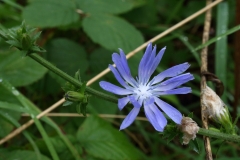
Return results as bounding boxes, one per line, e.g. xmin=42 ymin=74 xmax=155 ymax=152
xmin=77 ymin=116 xmax=144 ymax=160
xmin=83 ymin=14 xmax=144 ymax=53
xmin=0 ymin=103 xmax=21 ymax=138
xmin=215 ymin=2 xmax=229 ymax=102
xmin=77 ymin=0 xmax=133 ymax=14
xmin=89 ymin=48 xmax=113 ymax=75
xmin=0 ymin=150 xmax=50 ymax=160
xmin=46 ymin=38 xmax=88 ymax=76
xmin=0 ymin=50 xmax=47 ymax=87
xmin=22 ymin=0 xmax=79 ymax=27
xmin=87 ymin=82 xmax=118 ymax=114
xmin=189 ymin=138 xmax=201 ymax=154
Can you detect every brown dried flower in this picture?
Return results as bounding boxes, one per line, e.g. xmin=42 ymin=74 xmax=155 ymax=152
xmin=179 ymin=117 xmax=199 ymax=145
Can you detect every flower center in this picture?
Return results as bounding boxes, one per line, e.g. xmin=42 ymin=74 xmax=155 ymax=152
xmin=134 ymin=84 xmax=152 ymax=99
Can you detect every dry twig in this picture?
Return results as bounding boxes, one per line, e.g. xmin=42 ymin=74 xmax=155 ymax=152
xmin=200 ymin=0 xmax=213 ymax=159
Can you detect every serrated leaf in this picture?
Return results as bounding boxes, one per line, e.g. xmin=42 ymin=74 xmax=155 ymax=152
xmin=0 ymin=50 xmax=47 ymax=87
xmin=83 ymin=13 xmax=144 ymax=53
xmin=46 ymin=38 xmax=88 ymax=76
xmin=22 ymin=0 xmax=79 ymax=27
xmin=77 ymin=0 xmax=134 ymax=14
xmin=77 ymin=116 xmax=144 ymax=160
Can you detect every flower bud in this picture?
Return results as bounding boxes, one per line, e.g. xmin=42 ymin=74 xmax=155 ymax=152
xmin=65 ymin=91 xmax=84 ymax=102
xmin=202 ymin=86 xmax=234 ymax=133
xmin=21 ymin=33 xmax=32 ymax=50
xmin=179 ymin=117 xmax=199 ymax=145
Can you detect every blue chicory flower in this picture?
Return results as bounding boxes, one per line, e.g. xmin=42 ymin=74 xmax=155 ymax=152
xmin=99 ymin=43 xmax=194 ymax=131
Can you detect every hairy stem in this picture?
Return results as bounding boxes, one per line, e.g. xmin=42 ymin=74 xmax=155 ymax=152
xmin=198 ymin=128 xmax=240 ymax=143
xmin=29 ymin=53 xmax=118 ymax=103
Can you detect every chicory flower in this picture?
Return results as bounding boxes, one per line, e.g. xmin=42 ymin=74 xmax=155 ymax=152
xmin=99 ymin=43 xmax=194 ymax=131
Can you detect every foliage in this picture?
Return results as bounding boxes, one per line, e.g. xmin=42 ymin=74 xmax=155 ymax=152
xmin=0 ymin=0 xmax=239 ymax=159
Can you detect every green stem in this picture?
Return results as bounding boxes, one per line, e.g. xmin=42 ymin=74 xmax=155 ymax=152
xmin=197 ymin=128 xmax=240 ymax=143
xmin=28 ymin=53 xmax=118 ymax=103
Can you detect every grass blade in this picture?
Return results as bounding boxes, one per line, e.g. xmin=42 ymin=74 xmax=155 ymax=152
xmin=215 ymin=2 xmax=229 ymax=101
xmin=193 ymin=24 xmax=240 ymax=52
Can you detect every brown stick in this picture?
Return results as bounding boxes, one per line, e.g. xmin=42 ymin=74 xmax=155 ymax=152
xmin=200 ymin=0 xmax=213 ymax=159
xmin=0 ymin=0 xmax=223 ymax=145
xmin=233 ymin=0 xmax=240 ymax=120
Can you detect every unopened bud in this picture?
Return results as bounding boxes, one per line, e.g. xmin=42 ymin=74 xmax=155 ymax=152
xmin=202 ymin=86 xmax=235 ymax=134
xmin=179 ymin=117 xmax=199 ymax=145
xmin=21 ymin=33 xmax=32 ymax=50
xmin=65 ymin=91 xmax=84 ymax=102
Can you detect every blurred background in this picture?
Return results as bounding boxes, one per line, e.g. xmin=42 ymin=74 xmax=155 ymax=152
xmin=0 ymin=0 xmax=239 ymax=159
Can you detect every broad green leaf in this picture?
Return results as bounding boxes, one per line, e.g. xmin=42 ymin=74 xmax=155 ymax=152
xmin=83 ymin=13 xmax=144 ymax=53
xmin=0 ymin=150 xmax=50 ymax=160
xmin=122 ymin=0 xmax=158 ymax=26
xmin=89 ymin=48 xmax=112 ymax=74
xmin=46 ymin=38 xmax=88 ymax=76
xmin=77 ymin=116 xmax=144 ymax=160
xmin=22 ymin=0 xmax=79 ymax=27
xmin=87 ymin=82 xmax=118 ymax=114
xmin=0 ymin=50 xmax=47 ymax=87
xmin=77 ymin=0 xmax=133 ymax=14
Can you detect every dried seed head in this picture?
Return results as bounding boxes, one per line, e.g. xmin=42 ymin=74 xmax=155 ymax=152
xmin=202 ymin=86 xmax=234 ymax=134
xmin=179 ymin=117 xmax=199 ymax=145
xmin=202 ymin=86 xmax=227 ymax=121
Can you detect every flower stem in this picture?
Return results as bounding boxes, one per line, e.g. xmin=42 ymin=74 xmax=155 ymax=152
xmin=198 ymin=128 xmax=240 ymax=143
xmin=29 ymin=53 xmax=118 ymax=103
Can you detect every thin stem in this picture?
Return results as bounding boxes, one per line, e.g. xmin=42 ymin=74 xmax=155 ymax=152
xmin=22 ymin=113 xmax=240 ymax=144
xmin=198 ymin=128 xmax=240 ymax=143
xmin=29 ymin=53 xmax=118 ymax=103
xmin=200 ymin=0 xmax=213 ymax=159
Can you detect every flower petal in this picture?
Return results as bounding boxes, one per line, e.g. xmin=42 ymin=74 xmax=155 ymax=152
xmin=142 ymin=45 xmax=157 ymax=84
xmin=109 ymin=65 xmax=128 ymax=88
xmin=146 ymin=47 xmax=166 ymax=82
xmin=144 ymin=102 xmax=164 ymax=132
xmin=118 ymin=97 xmax=130 ymax=110
xmin=154 ymin=97 xmax=182 ymax=124
xmin=161 ymin=73 xmax=194 ymax=85
xmin=149 ymin=103 xmax=167 ymax=129
xmin=119 ymin=49 xmax=131 ymax=76
xmin=129 ymin=96 xmax=141 ymax=108
xmin=153 ymin=73 xmax=194 ymax=91
xmin=112 ymin=53 xmax=137 ymax=87
xmin=120 ymin=107 xmax=140 ymax=130
xmin=138 ymin=43 xmax=153 ymax=83
xmin=156 ymin=87 xmax=192 ymax=95
xmin=151 ymin=62 xmax=190 ymax=85
xmin=99 ymin=81 xmax=133 ymax=95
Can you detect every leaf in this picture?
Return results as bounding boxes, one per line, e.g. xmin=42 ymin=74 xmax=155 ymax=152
xmin=0 ymin=102 xmax=21 ymax=138
xmin=22 ymin=0 xmax=79 ymax=27
xmin=83 ymin=13 xmax=144 ymax=53
xmin=46 ymin=38 xmax=88 ymax=76
xmin=77 ymin=0 xmax=134 ymax=14
xmin=89 ymin=48 xmax=113 ymax=75
xmin=189 ymin=138 xmax=201 ymax=154
xmin=0 ymin=50 xmax=47 ymax=87
xmin=87 ymin=82 xmax=118 ymax=114
xmin=0 ymin=150 xmax=50 ymax=160
xmin=77 ymin=116 xmax=144 ymax=160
